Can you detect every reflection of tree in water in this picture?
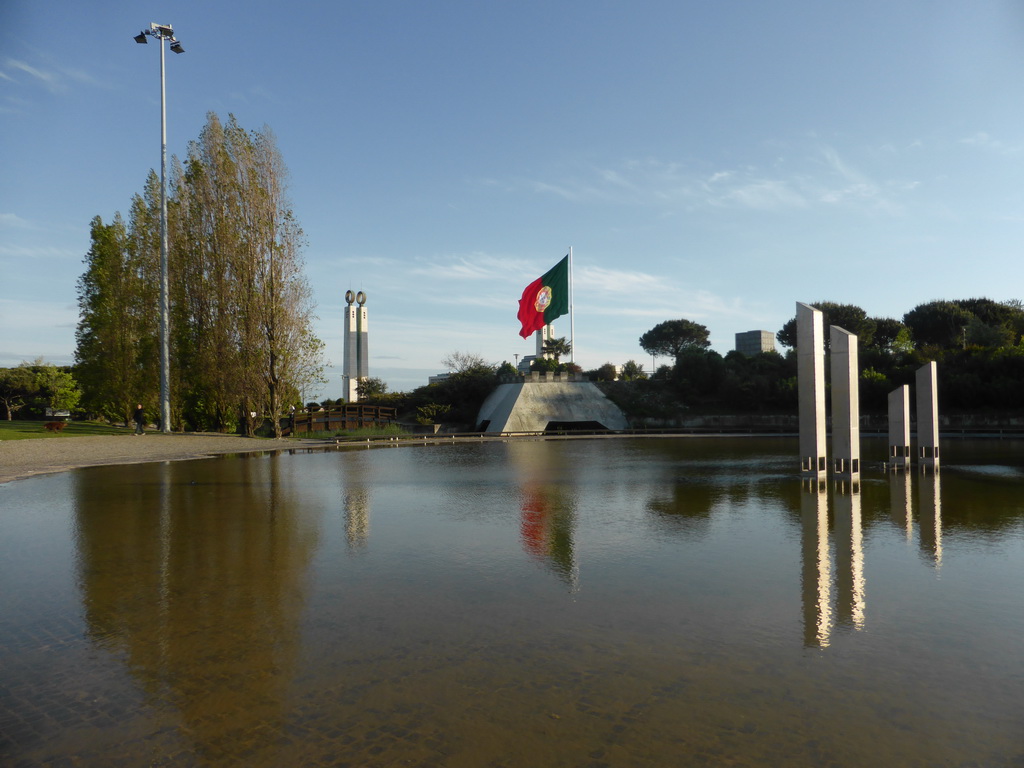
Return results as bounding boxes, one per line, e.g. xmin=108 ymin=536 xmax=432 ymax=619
xmin=642 ymin=452 xmax=795 ymax=538
xmin=73 ymin=454 xmax=322 ymax=762
xmin=520 ymin=485 xmax=577 ymax=588
xmin=928 ymin=470 xmax=1024 ymax=539
xmin=645 ymin=479 xmax=716 ymax=538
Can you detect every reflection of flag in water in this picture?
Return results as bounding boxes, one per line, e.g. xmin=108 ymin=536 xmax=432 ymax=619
xmin=520 ymin=487 xmax=578 ymax=590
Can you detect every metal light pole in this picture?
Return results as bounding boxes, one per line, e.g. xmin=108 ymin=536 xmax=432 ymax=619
xmin=134 ymin=23 xmax=184 ymax=433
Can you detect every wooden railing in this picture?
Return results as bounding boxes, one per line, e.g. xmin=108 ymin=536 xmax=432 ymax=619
xmin=289 ymin=404 xmax=397 ymax=435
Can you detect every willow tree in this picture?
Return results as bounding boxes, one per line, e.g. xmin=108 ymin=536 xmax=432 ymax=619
xmin=171 ymin=115 xmax=248 ymax=430
xmin=76 ymin=112 xmax=323 ymax=433
xmin=171 ymin=112 xmax=323 ymax=434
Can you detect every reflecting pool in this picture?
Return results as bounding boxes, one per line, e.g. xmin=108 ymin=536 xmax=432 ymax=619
xmin=2 ymin=437 xmax=1023 ymax=766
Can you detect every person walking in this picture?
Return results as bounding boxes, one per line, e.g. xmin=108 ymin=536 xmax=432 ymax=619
xmin=133 ymin=403 xmax=146 ymax=436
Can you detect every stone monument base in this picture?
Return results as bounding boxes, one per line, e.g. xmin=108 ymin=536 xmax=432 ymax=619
xmin=476 ymin=380 xmax=628 ymax=433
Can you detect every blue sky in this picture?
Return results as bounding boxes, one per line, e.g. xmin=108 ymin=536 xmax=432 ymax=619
xmin=4 ymin=1 xmax=1024 ymax=395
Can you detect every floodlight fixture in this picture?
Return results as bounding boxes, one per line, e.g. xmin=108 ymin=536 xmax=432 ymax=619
xmin=169 ymin=40 xmax=184 ymax=54
xmin=151 ymin=23 xmax=174 ymax=37
xmin=134 ymin=32 xmax=148 ymax=44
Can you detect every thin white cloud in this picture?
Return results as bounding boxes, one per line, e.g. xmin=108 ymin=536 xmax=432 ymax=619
xmin=229 ymin=85 xmax=277 ymax=103
xmin=523 ymin=143 xmax=910 ymax=215
xmin=61 ymin=66 xmax=105 ymax=88
xmin=718 ymin=179 xmax=808 ymax=210
xmin=959 ymin=131 xmax=1022 ymax=155
xmin=530 ymin=179 xmax=592 ymax=202
xmin=820 ymin=146 xmax=865 ymax=184
xmin=2 ymin=57 xmax=108 ymax=95
xmin=0 ymin=244 xmax=77 ymax=259
xmin=575 ymin=265 xmax=670 ymax=298
xmin=5 ymin=59 xmax=60 ymax=92
xmin=410 ymin=253 xmax=515 ymax=281
xmin=0 ymin=213 xmax=30 ymax=229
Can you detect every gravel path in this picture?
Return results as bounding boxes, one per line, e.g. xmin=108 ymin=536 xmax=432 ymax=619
xmin=0 ymin=433 xmax=335 ymax=485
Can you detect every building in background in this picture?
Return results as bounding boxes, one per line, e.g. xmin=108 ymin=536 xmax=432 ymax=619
xmin=343 ymin=290 xmax=369 ymax=402
xmin=735 ymin=330 xmax=776 ymax=356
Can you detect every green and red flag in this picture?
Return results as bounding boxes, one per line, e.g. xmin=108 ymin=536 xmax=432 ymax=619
xmin=517 ymin=255 xmax=569 ymax=338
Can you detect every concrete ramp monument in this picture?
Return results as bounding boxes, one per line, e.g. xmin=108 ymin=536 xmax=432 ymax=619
xmin=476 ymin=374 xmax=628 ymax=433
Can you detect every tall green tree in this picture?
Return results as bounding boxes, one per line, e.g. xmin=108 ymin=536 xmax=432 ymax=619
xmin=356 ymin=377 xmax=389 ymax=399
xmin=34 ymin=364 xmax=82 ymax=413
xmin=75 ymin=112 xmax=324 ymax=433
xmin=172 ymin=114 xmax=248 ymax=430
xmin=870 ymin=317 xmax=913 ymax=353
xmin=170 ymin=113 xmax=323 ymax=433
xmin=74 ymin=210 xmax=158 ymax=423
xmin=776 ymin=302 xmax=875 ymax=350
xmin=903 ymin=301 xmax=974 ymax=349
xmin=442 ymin=351 xmax=491 ymax=374
xmin=959 ymin=298 xmax=1024 ymax=347
xmin=620 ymin=360 xmax=647 ymax=380
xmin=639 ymin=319 xmax=710 ymax=358
xmin=0 ymin=366 xmax=37 ymax=420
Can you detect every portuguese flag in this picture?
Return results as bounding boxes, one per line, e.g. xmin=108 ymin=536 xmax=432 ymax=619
xmin=517 ymin=255 xmax=569 ymax=338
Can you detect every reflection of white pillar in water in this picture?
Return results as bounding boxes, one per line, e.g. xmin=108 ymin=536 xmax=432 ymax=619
xmin=917 ymin=469 xmax=943 ymax=569
xmin=888 ymin=470 xmax=913 ymax=541
xmin=887 ymin=385 xmax=911 ymax=470
xmin=916 ymin=361 xmax=939 ymax=470
xmin=800 ymin=481 xmax=832 ymax=648
xmin=834 ymin=483 xmax=865 ymax=630
xmin=343 ymin=290 xmax=369 ymax=402
xmin=830 ymin=326 xmax=860 ymax=478
xmin=797 ymin=303 xmax=827 ymax=478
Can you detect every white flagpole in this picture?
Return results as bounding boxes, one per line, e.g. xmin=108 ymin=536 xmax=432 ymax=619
xmin=568 ymin=246 xmax=575 ymax=364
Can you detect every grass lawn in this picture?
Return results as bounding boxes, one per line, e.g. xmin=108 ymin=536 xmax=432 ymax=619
xmin=0 ymin=420 xmax=132 ymax=441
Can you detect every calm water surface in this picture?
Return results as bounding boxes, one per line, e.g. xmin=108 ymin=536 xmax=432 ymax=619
xmin=1 ymin=437 xmax=1023 ymax=767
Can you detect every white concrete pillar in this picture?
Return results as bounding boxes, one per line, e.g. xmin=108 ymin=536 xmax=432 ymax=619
xmin=536 ymin=323 xmax=555 ymax=358
xmin=830 ymin=326 xmax=860 ymax=478
xmin=356 ymin=300 xmax=369 ymax=380
xmin=343 ymin=290 xmax=370 ymax=402
xmin=916 ymin=361 xmax=939 ymax=469
xmin=887 ymin=385 xmax=911 ymax=470
xmin=797 ymin=303 xmax=827 ymax=477
xmin=343 ymin=292 xmax=359 ymax=402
